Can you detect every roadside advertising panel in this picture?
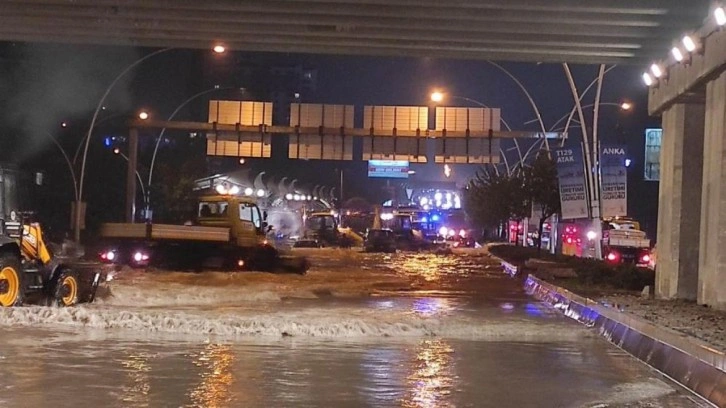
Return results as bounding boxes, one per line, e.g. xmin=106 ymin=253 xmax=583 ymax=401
xmin=600 ymin=145 xmax=627 ymax=218
xmin=367 ymin=160 xmax=410 ymax=178
xmin=555 ymin=148 xmax=588 ymax=220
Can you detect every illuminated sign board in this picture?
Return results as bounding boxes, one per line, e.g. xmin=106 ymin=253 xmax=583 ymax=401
xmin=368 ymin=160 xmax=410 ymax=178
xmin=644 ymin=128 xmax=661 ymax=181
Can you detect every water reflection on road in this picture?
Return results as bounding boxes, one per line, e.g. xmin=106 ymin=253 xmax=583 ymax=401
xmin=187 ymin=343 xmax=235 ymax=408
xmin=402 ymin=339 xmax=455 ymax=408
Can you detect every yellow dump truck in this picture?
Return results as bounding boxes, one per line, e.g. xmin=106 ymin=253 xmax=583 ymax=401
xmin=98 ymin=195 xmax=308 ymax=273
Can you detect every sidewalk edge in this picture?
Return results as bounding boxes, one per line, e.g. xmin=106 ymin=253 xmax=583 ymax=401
xmin=525 ymin=274 xmax=726 ymax=407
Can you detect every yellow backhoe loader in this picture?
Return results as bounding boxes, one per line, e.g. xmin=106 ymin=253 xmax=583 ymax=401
xmin=0 ymin=211 xmax=101 ymax=307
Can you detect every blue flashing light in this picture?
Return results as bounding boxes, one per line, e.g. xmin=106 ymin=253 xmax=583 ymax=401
xmin=524 ymin=303 xmax=545 ymax=317
xmin=104 ymin=137 xmax=112 ymax=147
xmin=420 ymin=217 xmax=428 ymax=223
xmin=431 ymin=214 xmax=440 ymax=222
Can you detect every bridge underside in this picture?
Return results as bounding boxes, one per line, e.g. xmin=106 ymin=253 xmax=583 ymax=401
xmin=0 ymin=0 xmax=711 ymax=64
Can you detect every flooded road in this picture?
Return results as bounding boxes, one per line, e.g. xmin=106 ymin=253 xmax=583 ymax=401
xmin=0 ymin=249 xmax=708 ymax=407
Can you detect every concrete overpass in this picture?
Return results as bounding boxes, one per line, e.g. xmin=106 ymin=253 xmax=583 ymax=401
xmin=0 ymin=0 xmax=711 ymax=64
xmin=648 ymin=7 xmax=726 ymax=311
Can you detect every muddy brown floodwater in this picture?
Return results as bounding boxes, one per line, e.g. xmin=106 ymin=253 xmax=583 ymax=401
xmin=0 ymin=248 xmax=710 ymax=407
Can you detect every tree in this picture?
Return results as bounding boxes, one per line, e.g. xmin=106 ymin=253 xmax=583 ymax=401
xmin=151 ymin=157 xmax=206 ymax=223
xmin=524 ymin=150 xmax=561 ymax=252
xmin=463 ymin=166 xmax=530 ymax=241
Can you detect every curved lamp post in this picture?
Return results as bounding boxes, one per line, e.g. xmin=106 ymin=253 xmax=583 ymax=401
xmin=113 ymin=148 xmax=147 ymax=201
xmin=430 ymin=92 xmax=533 ymax=175
xmin=486 ymin=61 xmax=548 ymax=149
xmin=74 ymin=47 xmax=174 ymax=242
xmin=73 ymin=44 xmax=227 ymax=242
xmin=43 ymin=131 xmax=78 ymax=203
xmin=143 ymin=86 xmax=237 ymax=220
xmin=549 ymin=102 xmax=632 ymax=135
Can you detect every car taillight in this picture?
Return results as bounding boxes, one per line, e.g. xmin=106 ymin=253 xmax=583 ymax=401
xmin=606 ymin=251 xmax=620 ymax=262
xmin=641 ymin=253 xmax=651 ymax=263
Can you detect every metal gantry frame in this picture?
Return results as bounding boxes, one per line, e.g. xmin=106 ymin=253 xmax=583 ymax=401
xmin=121 ymin=118 xmax=566 ymax=223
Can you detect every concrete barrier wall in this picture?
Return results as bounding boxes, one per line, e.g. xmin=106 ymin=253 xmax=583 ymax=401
xmin=524 ymin=275 xmax=726 ymax=407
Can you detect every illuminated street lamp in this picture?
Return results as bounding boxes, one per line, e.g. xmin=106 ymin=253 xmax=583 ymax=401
xmin=75 ymin=45 xmax=225 ymax=242
xmin=682 ymin=35 xmax=697 ymax=52
xmin=146 ymin=86 xmax=236 ymax=222
xmin=430 ymin=90 xmax=529 ymax=175
xmin=716 ymin=7 xmax=726 ymax=26
xmin=112 ymin=148 xmax=147 ymax=201
xmin=671 ymin=47 xmax=684 ymax=62
xmin=430 ymin=91 xmax=444 ymax=103
xmin=138 ymin=111 xmax=149 ymax=120
xmin=549 ymin=102 xmax=633 ymax=136
xmin=213 ymin=44 xmax=226 ymax=54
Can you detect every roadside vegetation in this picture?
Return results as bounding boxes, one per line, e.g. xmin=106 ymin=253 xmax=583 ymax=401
xmin=489 ymin=244 xmax=655 ymax=293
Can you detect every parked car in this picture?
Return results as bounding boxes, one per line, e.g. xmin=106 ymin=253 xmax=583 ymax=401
xmin=364 ymin=229 xmax=397 ymax=253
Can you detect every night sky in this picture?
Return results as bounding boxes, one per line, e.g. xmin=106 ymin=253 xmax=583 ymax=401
xmin=0 ymin=42 xmax=660 ymax=238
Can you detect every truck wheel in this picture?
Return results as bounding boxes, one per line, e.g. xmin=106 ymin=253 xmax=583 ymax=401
xmin=54 ymin=270 xmax=79 ymax=307
xmin=0 ymin=254 xmax=23 ymax=307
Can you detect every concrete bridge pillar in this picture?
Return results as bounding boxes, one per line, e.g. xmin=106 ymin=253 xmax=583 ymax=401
xmin=698 ymin=72 xmax=726 ymax=310
xmin=656 ymin=103 xmax=704 ymax=301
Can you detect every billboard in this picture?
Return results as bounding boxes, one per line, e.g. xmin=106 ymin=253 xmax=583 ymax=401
xmin=644 ymin=128 xmax=661 ymax=181
xmin=600 ymin=145 xmax=628 ymax=218
xmin=554 ymin=148 xmax=589 ymax=220
xmin=368 ymin=160 xmax=410 ymax=178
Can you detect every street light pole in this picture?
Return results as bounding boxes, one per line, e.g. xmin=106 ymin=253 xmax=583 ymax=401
xmin=144 ymin=86 xmax=234 ymax=221
xmin=74 ymin=47 xmax=174 ymax=243
xmin=486 ymin=61 xmax=548 ymax=150
xmin=591 ymin=64 xmax=607 ymax=223
xmin=558 ymin=65 xmax=617 ymax=147
xmin=432 ymin=93 xmax=527 ymax=174
xmin=42 ymin=131 xmax=78 ymax=203
xmin=114 ymin=149 xmax=147 ymax=201
xmin=71 ymin=112 xmax=130 ymax=166
xmin=563 ymin=62 xmax=604 ymax=259
xmin=548 ymin=102 xmax=631 ymax=135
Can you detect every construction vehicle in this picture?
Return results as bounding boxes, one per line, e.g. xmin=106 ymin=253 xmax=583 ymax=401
xmin=302 ymin=211 xmax=363 ymax=247
xmin=0 ymin=211 xmax=101 ymax=307
xmin=98 ymin=194 xmax=309 ymax=273
xmin=601 ymin=217 xmax=652 ymax=267
xmin=378 ymin=210 xmax=434 ymax=251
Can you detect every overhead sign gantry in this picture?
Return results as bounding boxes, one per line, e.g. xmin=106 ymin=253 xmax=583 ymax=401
xmin=123 ymin=100 xmax=565 ymax=221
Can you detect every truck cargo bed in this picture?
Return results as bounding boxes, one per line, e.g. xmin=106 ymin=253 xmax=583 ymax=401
xmin=100 ymin=223 xmax=230 ymax=242
xmin=605 ymin=229 xmax=650 ymax=248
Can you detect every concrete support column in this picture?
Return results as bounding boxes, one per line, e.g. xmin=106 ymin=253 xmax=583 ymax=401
xmin=125 ymin=128 xmax=139 ymax=223
xmin=699 ymin=72 xmax=726 ymax=310
xmin=655 ymin=103 xmax=704 ymax=301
